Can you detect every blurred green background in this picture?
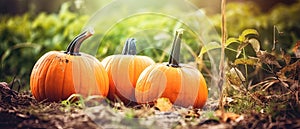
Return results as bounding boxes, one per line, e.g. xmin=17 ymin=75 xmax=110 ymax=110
xmin=0 ymin=0 xmax=299 ymax=90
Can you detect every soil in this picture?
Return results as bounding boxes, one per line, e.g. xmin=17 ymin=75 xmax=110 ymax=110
xmin=0 ymin=82 xmax=299 ymax=129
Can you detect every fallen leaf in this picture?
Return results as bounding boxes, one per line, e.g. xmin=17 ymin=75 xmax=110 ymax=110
xmin=281 ymin=49 xmax=291 ymax=65
xmin=155 ymin=98 xmax=173 ymax=112
xmin=215 ymin=110 xmax=243 ymax=123
xmin=277 ymin=60 xmax=300 ymax=83
xmin=0 ymin=82 xmax=9 ymax=90
xmin=293 ymin=41 xmax=300 ymax=58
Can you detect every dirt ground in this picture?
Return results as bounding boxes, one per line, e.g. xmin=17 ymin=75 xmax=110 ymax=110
xmin=0 ymin=82 xmax=299 ymax=129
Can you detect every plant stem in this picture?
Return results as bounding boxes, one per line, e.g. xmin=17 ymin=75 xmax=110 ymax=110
xmin=219 ymin=0 xmax=227 ymax=111
xmin=168 ymin=29 xmax=184 ymax=67
xmin=122 ymin=38 xmax=137 ymax=55
xmin=65 ymin=28 xmax=94 ymax=56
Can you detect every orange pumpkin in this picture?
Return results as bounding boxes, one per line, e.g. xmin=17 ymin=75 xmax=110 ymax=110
xmin=101 ymin=38 xmax=155 ymax=104
xmin=135 ymin=29 xmax=208 ymax=108
xmin=30 ymin=29 xmax=109 ymax=102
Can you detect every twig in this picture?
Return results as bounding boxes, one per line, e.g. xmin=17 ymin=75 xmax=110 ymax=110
xmin=219 ymin=0 xmax=227 ymax=110
xmin=10 ymin=75 xmax=17 ymax=89
xmin=272 ymin=26 xmax=283 ymax=52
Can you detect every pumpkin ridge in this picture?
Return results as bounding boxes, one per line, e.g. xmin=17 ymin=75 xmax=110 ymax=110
xmin=61 ymin=56 xmax=69 ymax=99
xmin=40 ymin=53 xmax=59 ymax=101
xmin=35 ymin=54 xmax=48 ymax=101
xmin=155 ymin=66 xmax=167 ymax=101
xmin=138 ymin=66 xmax=152 ymax=103
xmin=58 ymin=56 xmax=67 ymax=100
xmin=57 ymin=56 xmax=69 ymax=100
xmin=194 ymin=72 xmax=208 ymax=107
xmin=80 ymin=57 xmax=89 ymax=95
xmin=115 ymin=56 xmax=134 ymax=100
xmin=82 ymin=57 xmax=92 ymax=95
xmin=63 ymin=56 xmax=75 ymax=99
xmin=131 ymin=56 xmax=137 ymax=102
xmin=102 ymin=56 xmax=115 ymax=100
xmin=31 ymin=53 xmax=48 ymax=101
xmin=161 ymin=67 xmax=181 ymax=102
xmin=111 ymin=56 xmax=122 ymax=99
xmin=131 ymin=56 xmax=136 ymax=87
xmin=50 ymin=55 xmax=68 ymax=101
xmin=32 ymin=52 xmax=54 ymax=101
xmin=44 ymin=55 xmax=60 ymax=101
xmin=85 ymin=56 xmax=99 ymax=96
xmin=78 ymin=57 xmax=83 ymax=95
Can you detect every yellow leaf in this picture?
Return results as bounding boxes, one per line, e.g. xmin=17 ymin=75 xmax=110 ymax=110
xmin=238 ymin=29 xmax=259 ymax=42
xmin=215 ymin=110 xmax=242 ymax=122
xmin=155 ymin=97 xmax=173 ymax=112
xmin=234 ymin=58 xmax=258 ymax=66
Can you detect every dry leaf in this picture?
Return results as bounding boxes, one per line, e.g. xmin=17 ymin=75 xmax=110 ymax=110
xmin=293 ymin=41 xmax=300 ymax=58
xmin=257 ymin=50 xmax=281 ymax=68
xmin=0 ymin=82 xmax=13 ymax=91
xmin=234 ymin=58 xmax=259 ymax=66
xmin=215 ymin=110 xmax=243 ymax=123
xmin=281 ymin=49 xmax=291 ymax=65
xmin=226 ymin=67 xmax=246 ymax=86
xmin=155 ymin=98 xmax=173 ymax=112
xmin=249 ymin=38 xmax=260 ymax=53
xmin=277 ymin=60 xmax=300 ymax=81
xmin=0 ymin=82 xmax=8 ymax=88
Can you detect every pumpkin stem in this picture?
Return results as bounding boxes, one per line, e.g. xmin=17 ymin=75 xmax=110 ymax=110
xmin=122 ymin=38 xmax=137 ymax=55
xmin=65 ymin=28 xmax=94 ymax=56
xmin=168 ymin=29 xmax=184 ymax=67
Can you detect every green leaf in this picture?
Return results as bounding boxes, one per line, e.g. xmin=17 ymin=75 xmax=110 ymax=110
xmin=226 ymin=37 xmax=240 ymax=46
xmin=199 ymin=38 xmax=242 ymax=57
xmin=198 ymin=42 xmax=221 ymax=57
xmin=1 ymin=43 xmax=41 ymax=62
xmin=236 ymin=42 xmax=249 ymax=58
xmin=1 ymin=49 xmax=11 ymax=63
xmin=238 ymin=29 xmax=259 ymax=42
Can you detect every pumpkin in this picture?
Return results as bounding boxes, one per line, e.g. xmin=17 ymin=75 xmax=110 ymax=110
xmin=101 ymin=38 xmax=155 ymax=104
xmin=30 ymin=29 xmax=109 ymax=102
xmin=135 ymin=29 xmax=208 ymax=108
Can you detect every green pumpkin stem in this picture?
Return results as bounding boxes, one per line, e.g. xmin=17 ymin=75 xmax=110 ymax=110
xmin=122 ymin=38 xmax=137 ymax=55
xmin=65 ymin=28 xmax=94 ymax=56
xmin=168 ymin=29 xmax=184 ymax=67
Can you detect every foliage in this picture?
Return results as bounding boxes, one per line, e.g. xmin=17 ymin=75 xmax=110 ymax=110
xmin=98 ymin=14 xmax=202 ymax=63
xmin=210 ymin=1 xmax=300 ymax=52
xmin=225 ymin=29 xmax=300 ymax=118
